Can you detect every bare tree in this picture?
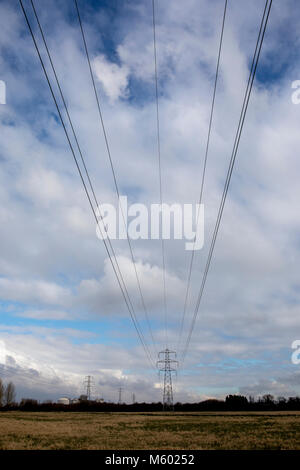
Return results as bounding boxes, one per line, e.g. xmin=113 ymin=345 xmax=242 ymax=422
xmin=4 ymin=382 xmax=16 ymax=406
xmin=0 ymin=378 xmax=4 ymax=407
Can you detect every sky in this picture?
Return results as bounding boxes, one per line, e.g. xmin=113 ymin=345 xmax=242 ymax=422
xmin=0 ymin=0 xmax=300 ymax=403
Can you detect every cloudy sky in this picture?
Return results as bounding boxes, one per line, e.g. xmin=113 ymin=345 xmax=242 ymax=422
xmin=0 ymin=0 xmax=300 ymax=403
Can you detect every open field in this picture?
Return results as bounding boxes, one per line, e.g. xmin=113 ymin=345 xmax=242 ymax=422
xmin=0 ymin=411 xmax=300 ymax=450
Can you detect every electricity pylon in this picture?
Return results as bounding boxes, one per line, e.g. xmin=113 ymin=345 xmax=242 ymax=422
xmin=84 ymin=375 xmax=94 ymax=401
xmin=157 ymin=349 xmax=178 ymax=410
xmin=118 ymin=387 xmax=123 ymax=405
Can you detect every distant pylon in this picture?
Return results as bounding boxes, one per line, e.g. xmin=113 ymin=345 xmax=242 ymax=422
xmin=157 ymin=349 xmax=178 ymax=410
xmin=132 ymin=393 xmax=136 ymax=404
xmin=118 ymin=387 xmax=123 ymax=405
xmin=84 ymin=375 xmax=94 ymax=401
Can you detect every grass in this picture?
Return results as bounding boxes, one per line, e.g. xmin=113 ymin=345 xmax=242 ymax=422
xmin=0 ymin=411 xmax=300 ymax=449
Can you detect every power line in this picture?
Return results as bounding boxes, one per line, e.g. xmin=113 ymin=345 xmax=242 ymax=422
xmin=181 ymin=0 xmax=273 ymax=364
xmin=28 ymin=0 xmax=155 ymax=367
xmin=73 ymin=0 xmax=158 ymax=358
xmin=28 ymin=0 xmax=149 ymax=352
xmin=152 ymin=0 xmax=168 ymax=348
xmin=177 ymin=0 xmax=228 ymax=355
xmin=18 ymin=0 xmax=155 ymax=371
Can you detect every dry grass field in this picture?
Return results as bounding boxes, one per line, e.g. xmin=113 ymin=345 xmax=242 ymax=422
xmin=0 ymin=411 xmax=300 ymax=450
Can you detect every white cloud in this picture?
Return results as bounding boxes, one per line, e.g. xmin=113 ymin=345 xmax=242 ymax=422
xmin=19 ymin=167 xmax=65 ymax=206
xmin=0 ymin=278 xmax=71 ymax=307
xmin=16 ymin=309 xmax=72 ymax=320
xmin=92 ymin=54 xmax=129 ymax=102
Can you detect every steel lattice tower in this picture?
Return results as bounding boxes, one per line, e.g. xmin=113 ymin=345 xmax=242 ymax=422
xmin=84 ymin=375 xmax=94 ymax=401
xmin=118 ymin=387 xmax=123 ymax=405
xmin=157 ymin=349 xmax=178 ymax=410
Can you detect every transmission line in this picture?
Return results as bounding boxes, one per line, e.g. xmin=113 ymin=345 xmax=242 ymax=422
xmin=19 ymin=0 xmax=156 ymax=370
xmin=177 ymin=0 xmax=228 ymax=355
xmin=29 ymin=0 xmax=142 ymax=342
xmin=181 ymin=0 xmax=273 ymax=364
xmin=73 ymin=0 xmax=158 ymax=357
xmin=152 ymin=0 xmax=168 ymax=348
xmin=28 ymin=0 xmax=156 ymax=364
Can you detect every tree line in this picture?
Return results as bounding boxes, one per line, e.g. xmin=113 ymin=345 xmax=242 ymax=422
xmin=0 ymin=390 xmax=300 ymax=412
xmin=0 ymin=378 xmax=16 ymax=407
xmin=1 ymin=379 xmax=300 ymax=412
